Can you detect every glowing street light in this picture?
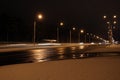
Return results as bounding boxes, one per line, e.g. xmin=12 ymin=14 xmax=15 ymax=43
xmin=60 ymin=22 xmax=64 ymax=26
xmin=96 ymin=36 xmax=99 ymax=39
xmin=80 ymin=29 xmax=84 ymax=33
xmin=113 ymin=21 xmax=117 ymax=24
xmin=38 ymin=14 xmax=43 ymax=19
xmin=103 ymin=15 xmax=107 ymax=19
xmin=107 ymin=21 xmax=110 ymax=24
xmin=33 ymin=13 xmax=43 ymax=46
xmin=73 ymin=27 xmax=76 ymax=30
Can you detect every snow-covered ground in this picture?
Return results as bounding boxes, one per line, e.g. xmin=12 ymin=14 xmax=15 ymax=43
xmin=0 ymin=56 xmax=120 ymax=80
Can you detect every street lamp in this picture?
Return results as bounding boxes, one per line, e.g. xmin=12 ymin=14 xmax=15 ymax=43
xmin=57 ymin=22 xmax=64 ymax=43
xmin=78 ymin=29 xmax=84 ymax=43
xmin=70 ymin=27 xmax=76 ymax=43
xmin=33 ymin=14 xmax=43 ymax=46
xmin=86 ymin=33 xmax=90 ymax=43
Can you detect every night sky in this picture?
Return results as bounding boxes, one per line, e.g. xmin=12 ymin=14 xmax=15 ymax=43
xmin=0 ymin=0 xmax=120 ymax=42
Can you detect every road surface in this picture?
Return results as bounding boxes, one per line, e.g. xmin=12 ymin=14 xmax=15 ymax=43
xmin=0 ymin=43 xmax=120 ymax=66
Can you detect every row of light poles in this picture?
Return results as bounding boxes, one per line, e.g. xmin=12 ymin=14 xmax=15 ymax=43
xmin=33 ymin=13 xmax=110 ymax=45
xmin=58 ymin=21 xmax=108 ymax=43
xmin=33 ymin=13 xmax=87 ymax=44
xmin=57 ymin=25 xmax=86 ymax=43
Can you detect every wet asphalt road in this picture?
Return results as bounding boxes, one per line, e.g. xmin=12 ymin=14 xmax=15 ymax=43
xmin=0 ymin=45 xmax=119 ymax=66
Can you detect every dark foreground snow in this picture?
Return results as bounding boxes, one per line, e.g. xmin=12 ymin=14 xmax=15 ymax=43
xmin=0 ymin=56 xmax=120 ymax=80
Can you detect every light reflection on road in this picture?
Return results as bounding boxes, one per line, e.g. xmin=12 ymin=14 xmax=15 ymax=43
xmin=30 ymin=49 xmax=50 ymax=62
xmin=57 ymin=47 xmax=65 ymax=55
xmin=79 ymin=45 xmax=85 ymax=49
xmin=28 ymin=46 xmax=87 ymax=63
xmin=71 ymin=47 xmax=76 ymax=53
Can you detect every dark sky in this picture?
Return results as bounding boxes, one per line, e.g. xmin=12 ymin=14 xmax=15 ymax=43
xmin=0 ymin=0 xmax=120 ymax=41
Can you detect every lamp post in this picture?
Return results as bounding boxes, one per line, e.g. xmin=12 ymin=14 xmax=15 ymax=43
xmin=90 ymin=33 xmax=93 ymax=42
xmin=78 ymin=29 xmax=84 ymax=43
xmin=103 ymin=15 xmax=117 ymax=44
xmin=87 ymin=33 xmax=90 ymax=43
xmin=57 ymin=22 xmax=64 ymax=43
xmin=70 ymin=27 xmax=75 ymax=43
xmin=33 ymin=14 xmax=43 ymax=46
